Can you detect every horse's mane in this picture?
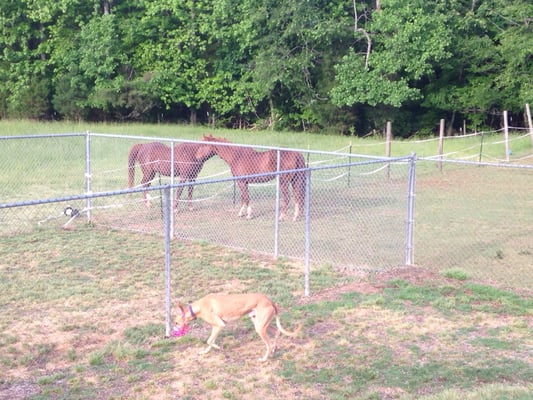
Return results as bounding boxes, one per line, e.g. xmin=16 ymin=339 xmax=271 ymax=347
xmin=203 ymin=134 xmax=229 ymax=143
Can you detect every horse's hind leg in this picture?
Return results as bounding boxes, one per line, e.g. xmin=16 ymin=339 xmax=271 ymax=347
xmin=237 ymin=181 xmax=253 ymax=219
xmin=186 ymin=181 xmax=195 ymax=210
xmin=279 ymin=180 xmax=290 ymax=221
xmin=291 ymin=172 xmax=306 ymax=221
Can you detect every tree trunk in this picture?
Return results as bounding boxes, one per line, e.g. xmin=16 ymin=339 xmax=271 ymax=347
xmin=103 ymin=1 xmax=111 ymax=15
xmin=447 ymin=111 xmax=456 ymax=136
xmin=269 ymin=97 xmax=275 ymax=130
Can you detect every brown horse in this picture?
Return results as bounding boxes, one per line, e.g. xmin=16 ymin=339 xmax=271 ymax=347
xmin=128 ymin=141 xmax=215 ymax=209
xmin=196 ymin=134 xmax=306 ymax=221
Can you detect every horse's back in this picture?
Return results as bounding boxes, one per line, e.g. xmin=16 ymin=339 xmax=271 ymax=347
xmin=174 ymin=142 xmax=201 ymax=161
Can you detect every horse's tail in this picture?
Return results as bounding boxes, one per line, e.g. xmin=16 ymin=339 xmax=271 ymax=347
xmin=128 ymin=144 xmax=143 ymax=188
xmin=292 ymin=153 xmax=307 ymax=209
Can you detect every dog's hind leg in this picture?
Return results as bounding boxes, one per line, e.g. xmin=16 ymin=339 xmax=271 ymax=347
xmin=253 ymin=308 xmax=277 ymax=362
xmin=268 ymin=324 xmax=281 ymax=355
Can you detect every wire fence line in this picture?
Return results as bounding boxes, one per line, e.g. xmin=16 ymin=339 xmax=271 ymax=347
xmin=1 ymin=133 xmax=532 ymax=293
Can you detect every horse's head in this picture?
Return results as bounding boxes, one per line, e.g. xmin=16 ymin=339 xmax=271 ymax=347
xmin=195 ymin=136 xmax=216 ymax=161
xmin=195 ymin=134 xmax=229 ymax=160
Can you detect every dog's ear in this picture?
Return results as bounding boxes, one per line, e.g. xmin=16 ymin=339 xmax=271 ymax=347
xmin=176 ymin=301 xmax=185 ymax=314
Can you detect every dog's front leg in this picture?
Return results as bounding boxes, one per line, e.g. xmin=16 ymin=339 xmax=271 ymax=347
xmin=199 ymin=325 xmax=223 ymax=355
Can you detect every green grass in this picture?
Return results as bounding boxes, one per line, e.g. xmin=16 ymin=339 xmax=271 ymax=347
xmin=1 ymin=226 xmax=532 ymax=399
xmin=1 ymin=119 xmax=532 ymax=160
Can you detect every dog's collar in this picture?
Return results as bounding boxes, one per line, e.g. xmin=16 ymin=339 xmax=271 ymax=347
xmin=188 ymin=304 xmax=197 ymax=320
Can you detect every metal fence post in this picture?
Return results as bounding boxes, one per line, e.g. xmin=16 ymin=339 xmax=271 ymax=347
xmin=274 ymin=149 xmax=281 ymax=257
xmin=304 ymin=168 xmax=311 ymax=296
xmin=405 ymin=153 xmax=416 ymax=265
xmin=170 ymin=142 xmax=175 ymax=238
xmin=85 ymin=131 xmax=92 ymax=223
xmin=163 ymin=186 xmax=172 ymax=337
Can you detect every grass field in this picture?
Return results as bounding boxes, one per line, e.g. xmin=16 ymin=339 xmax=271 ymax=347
xmin=1 ymin=121 xmax=532 ymax=399
xmin=0 ymin=226 xmax=532 ymax=399
xmin=1 ymin=119 xmax=532 ymax=161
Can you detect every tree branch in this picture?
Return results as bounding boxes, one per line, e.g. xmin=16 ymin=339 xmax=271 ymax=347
xmin=353 ymin=0 xmax=372 ymax=69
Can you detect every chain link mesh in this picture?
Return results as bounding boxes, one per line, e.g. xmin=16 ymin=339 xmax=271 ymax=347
xmin=415 ymin=159 xmax=533 ymax=288
xmin=2 ymin=134 xmax=531 ymax=289
xmin=89 ymin=134 xmax=411 ymax=271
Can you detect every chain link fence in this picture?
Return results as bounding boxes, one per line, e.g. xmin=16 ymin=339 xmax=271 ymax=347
xmin=414 ymin=158 xmax=533 ymax=288
xmin=1 ymin=133 xmax=531 ymax=291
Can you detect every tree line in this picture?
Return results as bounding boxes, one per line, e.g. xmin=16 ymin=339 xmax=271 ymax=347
xmin=0 ymin=0 xmax=531 ymax=136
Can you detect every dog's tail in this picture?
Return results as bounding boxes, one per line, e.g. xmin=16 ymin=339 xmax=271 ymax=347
xmin=275 ymin=316 xmax=302 ymax=337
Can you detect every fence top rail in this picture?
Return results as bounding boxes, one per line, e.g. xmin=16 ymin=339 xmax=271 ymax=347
xmin=0 ymin=132 xmax=86 ymax=140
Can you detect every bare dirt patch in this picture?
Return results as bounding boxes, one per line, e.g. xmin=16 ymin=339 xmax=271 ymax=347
xmin=299 ymin=265 xmax=447 ymax=305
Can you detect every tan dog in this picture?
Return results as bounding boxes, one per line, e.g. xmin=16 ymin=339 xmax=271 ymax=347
xmin=176 ymin=293 xmax=302 ymax=362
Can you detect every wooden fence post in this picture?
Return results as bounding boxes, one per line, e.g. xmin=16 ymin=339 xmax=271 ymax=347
xmin=438 ymin=119 xmax=445 ymax=171
xmin=386 ymin=121 xmax=392 ymax=178
xmin=503 ymin=110 xmax=509 ymax=162
xmin=525 ymin=103 xmax=533 ymax=148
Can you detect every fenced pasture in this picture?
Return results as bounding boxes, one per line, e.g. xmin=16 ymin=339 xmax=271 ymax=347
xmin=1 ymin=129 xmax=532 ymax=290
xmin=415 ymin=159 xmax=533 ymax=288
xmin=1 ymin=124 xmax=532 ymax=399
xmin=1 ymin=132 xmax=414 ymax=275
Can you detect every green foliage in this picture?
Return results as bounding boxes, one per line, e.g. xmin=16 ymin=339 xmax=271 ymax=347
xmin=0 ymin=0 xmax=531 ymax=132
xmin=332 ymin=0 xmax=452 ymax=109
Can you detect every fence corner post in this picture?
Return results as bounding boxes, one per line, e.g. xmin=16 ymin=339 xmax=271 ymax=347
xmin=405 ymin=153 xmax=416 ymax=266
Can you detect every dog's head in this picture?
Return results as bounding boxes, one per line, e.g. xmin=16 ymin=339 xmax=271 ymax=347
xmin=176 ymin=301 xmax=197 ymax=327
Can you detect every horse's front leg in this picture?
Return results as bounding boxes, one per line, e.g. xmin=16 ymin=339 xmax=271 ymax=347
xmin=292 ymin=202 xmax=301 ymax=222
xmin=186 ymin=182 xmax=195 ymax=211
xmin=174 ymin=179 xmax=194 ymax=211
xmin=141 ymin=171 xmax=156 ymax=207
xmin=237 ymin=181 xmax=252 ymax=219
xmin=174 ymin=183 xmax=185 ymax=210
xmin=278 ymin=180 xmax=290 ymax=221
